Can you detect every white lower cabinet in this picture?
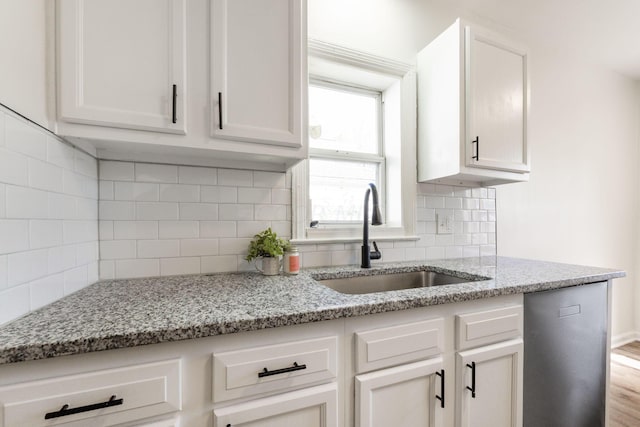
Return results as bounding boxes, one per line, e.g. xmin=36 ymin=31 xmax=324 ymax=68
xmin=455 ymin=339 xmax=523 ymax=427
xmin=213 ymin=383 xmax=338 ymax=427
xmin=356 ymin=358 xmax=444 ymax=427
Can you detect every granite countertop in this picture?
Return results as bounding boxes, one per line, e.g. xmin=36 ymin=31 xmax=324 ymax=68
xmin=0 ymin=256 xmax=625 ymax=365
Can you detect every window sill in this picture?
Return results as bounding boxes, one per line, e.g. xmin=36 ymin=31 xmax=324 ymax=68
xmin=291 ymin=235 xmax=419 ymax=246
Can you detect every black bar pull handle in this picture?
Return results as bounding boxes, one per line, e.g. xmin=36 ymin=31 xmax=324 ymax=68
xmin=435 ymin=369 xmax=445 ymax=408
xmin=45 ymin=395 xmax=124 ymax=419
xmin=218 ymin=92 xmax=223 ymax=130
xmin=258 ymin=361 xmax=307 ymax=378
xmin=472 ymin=136 xmax=479 ymax=161
xmin=466 ymin=362 xmax=476 ymax=398
xmin=172 ymin=84 xmax=177 ymax=124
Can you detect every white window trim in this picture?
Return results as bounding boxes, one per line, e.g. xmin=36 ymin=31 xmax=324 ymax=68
xmin=292 ymin=39 xmax=417 ymax=244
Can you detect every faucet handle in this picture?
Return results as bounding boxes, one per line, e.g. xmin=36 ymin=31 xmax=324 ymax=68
xmin=370 ymin=241 xmax=382 ymax=260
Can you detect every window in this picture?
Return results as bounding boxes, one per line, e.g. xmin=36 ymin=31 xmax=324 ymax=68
xmin=308 ymin=82 xmax=385 ymax=224
xmin=291 ymin=40 xmax=417 ymax=242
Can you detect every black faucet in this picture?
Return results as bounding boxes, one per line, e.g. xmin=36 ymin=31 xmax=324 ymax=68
xmin=361 ymin=183 xmax=383 ymax=268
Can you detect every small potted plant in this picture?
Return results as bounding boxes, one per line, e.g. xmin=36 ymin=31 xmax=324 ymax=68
xmin=245 ymin=228 xmax=290 ymax=275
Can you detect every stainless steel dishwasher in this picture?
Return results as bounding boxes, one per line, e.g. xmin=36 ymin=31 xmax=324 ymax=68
xmin=524 ymin=281 xmax=608 ymax=427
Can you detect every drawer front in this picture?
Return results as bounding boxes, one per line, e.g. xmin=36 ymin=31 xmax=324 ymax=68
xmin=355 ymin=318 xmax=444 ymax=373
xmin=456 ymin=305 xmax=523 ymax=350
xmin=0 ymin=359 xmax=181 ymax=427
xmin=213 ymin=336 xmax=338 ymax=402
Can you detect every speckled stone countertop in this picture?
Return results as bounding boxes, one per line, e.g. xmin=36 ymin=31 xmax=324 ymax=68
xmin=0 ymin=256 xmax=625 ymax=365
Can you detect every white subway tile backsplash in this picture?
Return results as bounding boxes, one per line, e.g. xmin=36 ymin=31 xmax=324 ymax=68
xmin=0 ymin=108 xmax=98 ymax=324
xmin=137 ymin=239 xmax=180 ymax=258
xmin=218 ymin=204 xmax=252 ymax=221
xmin=99 ymin=200 xmax=135 ymax=220
xmin=100 ymin=260 xmax=115 ymax=279
xmin=160 ymin=184 xmax=199 ymax=202
xmin=30 ymin=220 xmax=63 ymax=249
xmin=113 ymin=221 xmax=158 ymax=240
xmin=480 ymin=199 xmax=496 ymax=210
xmin=0 ymin=184 xmax=5 ymax=218
xmin=47 ymin=245 xmax=77 ymax=274
xmin=218 ymin=169 xmax=252 ymax=187
xmin=426 ymin=246 xmax=445 ymax=259
xmin=29 ymin=273 xmax=64 ymax=310
xmin=253 ymin=171 xmax=285 ymax=188
xmin=0 ymin=255 xmax=7 ymax=290
xmin=115 ymin=182 xmax=159 ymax=201
xmin=0 ymin=148 xmax=28 ymax=186
xmin=160 ymin=257 xmax=201 ymax=276
xmin=200 ymin=221 xmax=237 ymax=238
xmin=270 ymin=221 xmax=291 ymax=239
xmin=28 ymin=158 xmax=63 ymax=193
xmin=178 ymin=166 xmax=217 ymax=185
xmin=271 ymin=188 xmax=291 ymax=205
xmin=425 ymin=196 xmax=445 ymax=209
xmin=99 ymin=181 xmax=114 ymax=200
xmin=74 ymin=150 xmax=98 ymax=178
xmin=115 ymin=259 xmax=159 ymax=278
xmin=218 ymin=238 xmax=251 ymax=256
xmin=6 ymin=185 xmax=48 ymax=219
xmin=302 ymin=251 xmax=333 ymax=268
xmin=201 ymin=186 xmax=237 ymax=203
xmin=137 ymin=202 xmax=178 ymax=220
xmin=100 ymin=160 xmax=134 ymax=181
xmin=159 ymin=220 xmax=198 ymax=239
xmin=46 ymin=136 xmax=75 ymax=170
xmin=135 ymin=163 xmax=178 ymax=183
xmin=0 ymin=285 xmax=30 ymax=325
xmin=236 ymin=221 xmax=271 ymax=238
xmin=179 ymin=203 xmax=218 ymax=220
xmin=255 ymin=204 xmax=286 ymax=221
xmin=463 ymin=198 xmax=479 ymax=210
xmin=100 ymin=240 xmax=136 ymax=260
xmin=0 ymin=219 xmax=29 ymax=255
xmin=471 ymin=188 xmax=488 ymax=199
xmin=64 ymin=266 xmax=88 ymax=294
xmin=238 ymin=187 xmax=270 ymax=204
xmin=5 ymin=115 xmax=47 ymax=160
xmin=48 ymin=193 xmax=77 ymax=219
xmin=201 ymin=255 xmax=238 ymax=273
xmin=180 ymin=239 xmax=219 ymax=256
xmin=8 ymin=248 xmax=48 ymax=287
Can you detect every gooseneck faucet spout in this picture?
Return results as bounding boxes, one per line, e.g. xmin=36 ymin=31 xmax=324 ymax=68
xmin=362 ymin=183 xmax=383 ymax=268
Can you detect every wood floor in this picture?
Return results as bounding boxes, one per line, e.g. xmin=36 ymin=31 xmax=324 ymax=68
xmin=610 ymin=341 xmax=640 ymax=426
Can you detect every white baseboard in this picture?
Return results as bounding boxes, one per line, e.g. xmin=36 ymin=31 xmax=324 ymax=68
xmin=611 ymin=331 xmax=640 ymax=348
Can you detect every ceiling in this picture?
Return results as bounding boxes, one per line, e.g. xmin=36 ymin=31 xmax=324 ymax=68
xmin=434 ymin=0 xmax=640 ymax=80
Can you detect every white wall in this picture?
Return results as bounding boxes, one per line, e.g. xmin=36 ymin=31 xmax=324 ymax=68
xmin=309 ymin=0 xmax=640 ymax=341
xmin=0 ymin=0 xmax=53 ymax=129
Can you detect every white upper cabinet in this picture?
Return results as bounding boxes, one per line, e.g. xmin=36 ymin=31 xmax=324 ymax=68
xmin=57 ymin=0 xmax=187 ymax=134
xmin=210 ymin=0 xmax=305 ymax=148
xmin=417 ymin=19 xmax=530 ymax=186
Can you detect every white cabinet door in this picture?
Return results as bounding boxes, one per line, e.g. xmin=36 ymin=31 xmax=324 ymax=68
xmin=355 ymin=358 xmax=444 ymax=427
xmin=213 ymin=383 xmax=338 ymax=427
xmin=57 ymin=0 xmax=187 ymax=134
xmin=456 ymin=339 xmax=523 ymax=427
xmin=211 ymin=0 xmax=305 ymax=148
xmin=465 ymin=26 xmax=529 ymax=173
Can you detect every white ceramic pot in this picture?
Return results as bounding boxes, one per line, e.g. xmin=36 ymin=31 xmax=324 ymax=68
xmin=256 ymin=256 xmax=281 ymax=276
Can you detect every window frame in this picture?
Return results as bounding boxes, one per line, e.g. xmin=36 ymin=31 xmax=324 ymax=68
xmin=291 ymin=39 xmax=418 ymax=243
xmin=308 ymin=78 xmax=386 ymax=225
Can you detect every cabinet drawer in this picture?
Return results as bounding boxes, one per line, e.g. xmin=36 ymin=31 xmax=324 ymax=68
xmin=355 ymin=318 xmax=444 ymax=373
xmin=213 ymin=336 xmax=338 ymax=402
xmin=0 ymin=359 xmax=181 ymax=427
xmin=456 ymin=305 xmax=523 ymax=350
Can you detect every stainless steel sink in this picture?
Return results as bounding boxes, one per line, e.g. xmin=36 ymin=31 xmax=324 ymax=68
xmin=317 ymin=271 xmax=484 ymax=294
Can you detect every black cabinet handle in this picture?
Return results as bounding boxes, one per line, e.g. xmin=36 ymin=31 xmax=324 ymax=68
xmin=172 ymin=84 xmax=177 ymax=124
xmin=436 ymin=369 xmax=445 ymax=408
xmin=44 ymin=395 xmax=123 ymax=419
xmin=466 ymin=362 xmax=476 ymax=398
xmin=258 ymin=361 xmax=307 ymax=378
xmin=472 ymin=136 xmax=479 ymax=161
xmin=218 ymin=92 xmax=223 ymax=130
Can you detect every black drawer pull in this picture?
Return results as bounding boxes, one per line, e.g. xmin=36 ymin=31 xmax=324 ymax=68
xmin=435 ymin=369 xmax=445 ymax=408
xmin=44 ymin=395 xmax=123 ymax=419
xmin=218 ymin=92 xmax=223 ymax=130
xmin=472 ymin=136 xmax=479 ymax=161
xmin=172 ymin=84 xmax=177 ymax=124
xmin=466 ymin=362 xmax=476 ymax=398
xmin=258 ymin=361 xmax=307 ymax=378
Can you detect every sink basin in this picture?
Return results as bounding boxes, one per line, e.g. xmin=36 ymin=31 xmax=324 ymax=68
xmin=317 ymin=271 xmax=483 ymax=294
